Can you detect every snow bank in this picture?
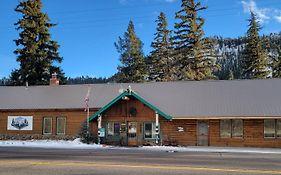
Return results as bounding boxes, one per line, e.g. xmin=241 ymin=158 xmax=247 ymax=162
xmin=0 ymin=139 xmax=280 ymax=154
xmin=0 ymin=139 xmax=105 ymax=149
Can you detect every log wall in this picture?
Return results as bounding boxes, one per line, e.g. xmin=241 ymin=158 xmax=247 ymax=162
xmin=209 ymin=119 xmax=281 ymax=148
xmin=1 ymin=105 xmax=281 ymax=148
xmin=0 ymin=110 xmax=97 ymax=139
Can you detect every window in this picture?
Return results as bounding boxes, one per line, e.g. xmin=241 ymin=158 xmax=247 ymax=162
xmin=56 ymin=117 xmax=66 ymax=135
xmin=220 ymin=119 xmax=243 ymax=138
xmin=107 ymin=122 xmax=114 ymax=136
xmin=43 ymin=117 xmax=52 ymax=135
xmin=264 ymin=119 xmax=275 ymax=138
xmin=277 ymin=120 xmax=281 ymax=138
xmin=144 ymin=122 xmax=158 ymax=139
xmin=232 ymin=119 xmax=243 ymax=138
xmin=264 ymin=119 xmax=281 ymax=139
xmin=107 ymin=122 xmax=120 ymax=136
xmin=220 ymin=120 xmax=231 ymax=138
xmin=114 ymin=123 xmax=121 ymax=135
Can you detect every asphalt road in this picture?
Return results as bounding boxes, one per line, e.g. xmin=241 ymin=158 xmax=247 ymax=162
xmin=0 ymin=147 xmax=280 ymax=175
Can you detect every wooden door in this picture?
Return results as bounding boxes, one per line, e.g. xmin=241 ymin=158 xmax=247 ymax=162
xmin=197 ymin=120 xmax=209 ymax=146
xmin=127 ymin=122 xmax=137 ymax=146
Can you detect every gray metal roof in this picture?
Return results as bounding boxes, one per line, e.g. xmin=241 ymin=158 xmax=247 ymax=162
xmin=1 ymin=79 xmax=281 ymax=118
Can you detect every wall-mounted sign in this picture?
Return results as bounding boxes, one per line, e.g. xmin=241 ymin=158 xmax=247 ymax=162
xmin=7 ymin=116 xmax=33 ymax=130
xmin=177 ymin=127 xmax=184 ymax=132
xmin=98 ymin=128 xmax=105 ymax=137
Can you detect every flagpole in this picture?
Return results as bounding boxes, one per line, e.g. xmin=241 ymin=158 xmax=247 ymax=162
xmin=87 ymin=102 xmax=89 ymax=138
xmin=85 ymin=86 xmax=91 ymax=144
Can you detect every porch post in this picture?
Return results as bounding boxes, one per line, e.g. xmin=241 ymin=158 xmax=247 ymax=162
xmin=155 ymin=111 xmax=160 ymax=145
xmin=97 ymin=114 xmax=102 ymax=144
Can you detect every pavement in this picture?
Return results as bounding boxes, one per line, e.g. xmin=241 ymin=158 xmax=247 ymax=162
xmin=0 ymin=146 xmax=280 ymax=175
xmin=138 ymin=145 xmax=281 ymax=154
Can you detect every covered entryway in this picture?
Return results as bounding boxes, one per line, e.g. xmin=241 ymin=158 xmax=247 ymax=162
xmin=88 ymin=88 xmax=172 ymax=146
xmin=197 ymin=120 xmax=209 ymax=146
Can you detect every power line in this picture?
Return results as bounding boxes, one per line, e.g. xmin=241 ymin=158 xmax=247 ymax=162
xmin=48 ymin=2 xmax=174 ymax=15
xmin=54 ymin=11 xmax=240 ymax=28
xmin=46 ymin=1 xmax=280 ymax=16
xmin=3 ymin=1 xmax=280 ymax=26
xmin=1 ymin=1 xmax=280 ymax=31
xmin=44 ymin=1 xmax=281 ymax=25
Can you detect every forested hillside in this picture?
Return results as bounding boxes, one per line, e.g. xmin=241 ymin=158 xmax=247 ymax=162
xmin=214 ymin=32 xmax=281 ymax=80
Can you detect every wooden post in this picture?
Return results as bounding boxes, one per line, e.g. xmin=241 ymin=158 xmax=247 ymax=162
xmin=155 ymin=111 xmax=159 ymax=145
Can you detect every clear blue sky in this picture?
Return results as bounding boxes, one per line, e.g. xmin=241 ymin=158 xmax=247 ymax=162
xmin=0 ymin=0 xmax=280 ymax=78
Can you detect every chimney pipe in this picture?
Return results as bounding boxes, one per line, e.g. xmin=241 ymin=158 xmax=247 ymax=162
xmin=49 ymin=72 xmax=59 ymax=86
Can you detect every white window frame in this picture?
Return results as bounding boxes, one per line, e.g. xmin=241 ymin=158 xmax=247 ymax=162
xmin=107 ymin=122 xmax=114 ymax=136
xmin=56 ymin=117 xmax=66 ymax=135
xmin=107 ymin=122 xmax=120 ymax=136
xmin=43 ymin=117 xmax=52 ymax=135
xmin=220 ymin=119 xmax=243 ymax=138
xmin=264 ymin=119 xmax=281 ymax=139
xmin=220 ymin=120 xmax=231 ymax=138
xmin=143 ymin=122 xmax=158 ymax=139
xmin=277 ymin=120 xmax=281 ymax=138
xmin=232 ymin=119 xmax=243 ymax=138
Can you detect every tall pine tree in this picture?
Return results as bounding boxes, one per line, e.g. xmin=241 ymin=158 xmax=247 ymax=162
xmin=11 ymin=0 xmax=65 ymax=86
xmin=148 ymin=12 xmax=174 ymax=82
xmin=114 ymin=21 xmax=147 ymax=83
xmin=272 ymin=45 xmax=281 ymax=78
xmin=241 ymin=12 xmax=269 ymax=79
xmin=173 ymin=0 xmax=218 ymax=81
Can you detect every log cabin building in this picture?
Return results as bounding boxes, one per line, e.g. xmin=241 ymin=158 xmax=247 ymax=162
xmin=0 ymin=75 xmax=281 ymax=148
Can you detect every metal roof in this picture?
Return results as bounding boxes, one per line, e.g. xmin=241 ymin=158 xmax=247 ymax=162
xmin=1 ymin=79 xmax=281 ymax=118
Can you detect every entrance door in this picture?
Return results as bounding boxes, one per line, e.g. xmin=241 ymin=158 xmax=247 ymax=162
xmin=197 ymin=120 xmax=209 ymax=146
xmin=127 ymin=122 xmax=137 ymax=146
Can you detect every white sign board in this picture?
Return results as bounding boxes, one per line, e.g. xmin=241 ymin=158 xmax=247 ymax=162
xmin=177 ymin=127 xmax=184 ymax=132
xmin=7 ymin=116 xmax=33 ymax=130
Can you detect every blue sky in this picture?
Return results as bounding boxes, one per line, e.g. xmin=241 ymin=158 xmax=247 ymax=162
xmin=0 ymin=0 xmax=280 ymax=78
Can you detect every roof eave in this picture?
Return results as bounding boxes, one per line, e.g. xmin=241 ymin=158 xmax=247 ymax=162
xmin=89 ymin=91 xmax=172 ymax=121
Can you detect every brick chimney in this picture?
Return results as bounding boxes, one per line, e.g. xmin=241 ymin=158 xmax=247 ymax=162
xmin=49 ymin=72 xmax=59 ymax=86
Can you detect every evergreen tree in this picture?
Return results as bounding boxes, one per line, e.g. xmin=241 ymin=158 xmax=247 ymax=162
xmin=11 ymin=0 xmax=65 ymax=86
xmin=78 ymin=121 xmax=96 ymax=144
xmin=114 ymin=21 xmax=147 ymax=83
xmin=241 ymin=12 xmax=269 ymax=79
xmin=228 ymin=70 xmax=234 ymax=80
xmin=66 ymin=76 xmax=113 ymax=84
xmin=148 ymin=12 xmax=174 ymax=81
xmin=173 ymin=0 xmax=218 ymax=80
xmin=272 ymin=45 xmax=281 ymax=78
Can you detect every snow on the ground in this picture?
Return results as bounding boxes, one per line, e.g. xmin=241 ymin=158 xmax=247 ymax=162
xmin=0 ymin=139 xmax=105 ymax=149
xmin=0 ymin=139 xmax=280 ymax=154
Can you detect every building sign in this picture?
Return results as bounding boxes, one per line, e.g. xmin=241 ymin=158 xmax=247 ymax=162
xmin=98 ymin=128 xmax=105 ymax=137
xmin=177 ymin=127 xmax=184 ymax=132
xmin=7 ymin=116 xmax=33 ymax=130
